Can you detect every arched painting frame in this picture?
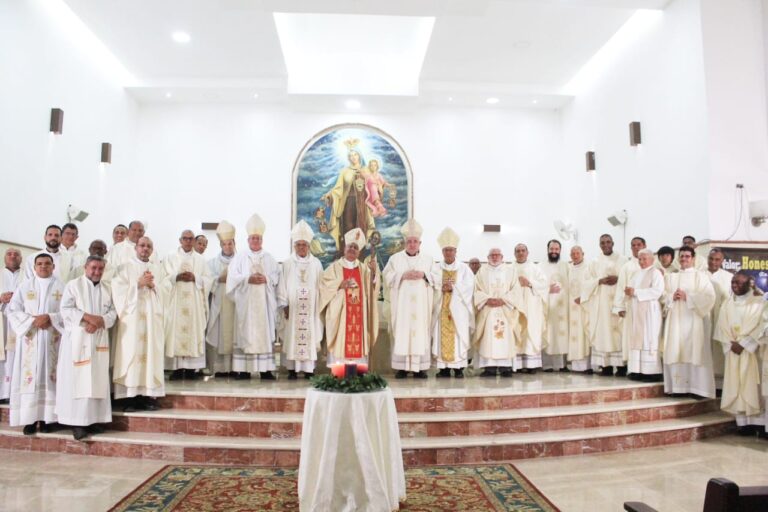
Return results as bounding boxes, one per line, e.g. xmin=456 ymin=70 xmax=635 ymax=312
xmin=291 ymin=123 xmax=413 ymax=270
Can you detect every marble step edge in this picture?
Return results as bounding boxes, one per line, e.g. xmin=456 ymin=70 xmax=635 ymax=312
xmin=110 ymin=397 xmax=715 ymax=424
xmin=0 ymin=412 xmax=732 ymax=451
xmin=162 ymin=379 xmax=660 ymax=399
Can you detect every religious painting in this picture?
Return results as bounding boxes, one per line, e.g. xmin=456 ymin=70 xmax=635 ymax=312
xmin=292 ymin=123 xmax=413 ymax=270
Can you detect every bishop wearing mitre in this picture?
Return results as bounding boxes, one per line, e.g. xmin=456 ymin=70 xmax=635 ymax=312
xmin=226 ymin=214 xmax=280 ymax=380
xmin=206 ymin=221 xmax=237 ymax=376
xmin=278 ymin=220 xmax=324 ymax=379
xmin=383 ymin=219 xmax=435 ymax=379
xmin=320 ymin=228 xmax=380 ymax=366
xmin=431 ymin=227 xmax=474 ymax=378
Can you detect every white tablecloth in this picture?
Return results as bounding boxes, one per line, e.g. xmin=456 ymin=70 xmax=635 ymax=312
xmin=298 ymin=387 xmax=406 ymax=512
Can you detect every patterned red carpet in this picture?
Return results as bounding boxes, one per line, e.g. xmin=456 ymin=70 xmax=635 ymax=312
xmin=109 ymin=463 xmax=559 ymax=511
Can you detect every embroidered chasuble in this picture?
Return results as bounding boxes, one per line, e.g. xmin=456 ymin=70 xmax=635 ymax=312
xmin=343 ymin=267 xmax=364 ymax=359
xmin=439 ymin=269 xmax=458 ymax=362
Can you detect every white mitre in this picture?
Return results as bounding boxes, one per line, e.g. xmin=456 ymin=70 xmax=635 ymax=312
xmin=216 ymin=220 xmax=236 ymax=242
xmin=291 ymin=220 xmax=314 ymax=244
xmin=400 ymin=219 xmax=423 ymax=240
xmin=246 ymin=214 xmax=266 ymax=236
xmin=437 ymin=227 xmax=460 ymax=249
xmin=344 ymin=228 xmax=367 ymax=247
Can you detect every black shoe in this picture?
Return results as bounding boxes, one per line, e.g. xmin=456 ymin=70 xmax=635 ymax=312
xmin=543 ymin=368 xmax=554 ymax=373
xmin=599 ymin=366 xmax=614 ymax=377
xmin=715 ymin=388 xmax=723 ymax=398
xmin=436 ymin=368 xmax=451 ymax=378
xmin=141 ymin=397 xmax=161 ymax=411
xmin=234 ymin=372 xmax=251 ymax=380
xmin=169 ymin=369 xmax=184 ymax=381
xmin=480 ymin=369 xmax=497 ymax=378
xmin=584 ymin=369 xmax=594 ymax=375
xmin=304 ymin=372 xmax=314 ymax=380
xmin=229 ymin=371 xmax=239 ymax=378
xmin=39 ymin=422 xmax=59 ymax=433
xmin=0 ymin=398 xmax=9 ymax=404
xmin=559 ymin=367 xmax=571 ymax=373
xmin=453 ymin=368 xmax=464 ymax=379
xmin=758 ymin=430 xmax=768 ymax=440
xmin=214 ymin=372 xmax=230 ymax=378
xmin=645 ymin=374 xmax=663 ymax=382
xmin=184 ymin=369 xmax=201 ymax=380
xmin=23 ymin=424 xmax=36 ymax=436
xmin=72 ymin=427 xmax=89 ymax=441
xmin=87 ymin=424 xmax=105 ymax=435
xmin=627 ymin=373 xmax=642 ymax=381
xmin=260 ymin=371 xmax=276 ymax=380
xmin=287 ymin=370 xmax=298 ymax=380
xmin=500 ymin=369 xmax=513 ymax=378
xmin=615 ymin=366 xmax=628 ymax=377
xmin=413 ymin=371 xmax=428 ymax=379
xmin=395 ymin=370 xmax=408 ymax=379
xmin=737 ymin=425 xmax=757 ymax=436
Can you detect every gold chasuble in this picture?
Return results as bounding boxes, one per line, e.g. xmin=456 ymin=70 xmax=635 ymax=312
xmin=439 ymin=269 xmax=458 ymax=362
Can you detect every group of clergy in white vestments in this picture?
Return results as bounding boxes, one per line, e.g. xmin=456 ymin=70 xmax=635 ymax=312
xmin=1 ymin=218 xmax=767 ymax=440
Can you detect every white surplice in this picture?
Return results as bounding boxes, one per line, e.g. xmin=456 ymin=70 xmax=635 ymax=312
xmin=0 ymin=268 xmax=23 ymax=399
xmin=7 ymin=276 xmax=64 ymax=426
xmin=567 ymin=262 xmax=591 ymax=371
xmin=383 ymin=251 xmax=435 ymax=372
xmin=56 ymin=276 xmax=116 ymax=426
xmin=473 ymin=264 xmax=523 ymax=369
xmin=226 ymin=249 xmax=280 ymax=372
xmin=583 ymin=252 xmax=628 ymax=367
xmin=111 ymin=258 xmax=166 ymax=398
xmin=706 ymin=268 xmax=734 ymax=388
xmin=430 ymin=260 xmax=474 ymax=369
xmin=625 ymin=267 xmax=664 ymax=375
xmin=541 ymin=260 xmax=569 ymax=370
xmin=277 ymin=253 xmax=323 ymax=373
xmin=206 ymin=253 xmax=236 ymax=373
xmin=514 ymin=261 xmax=548 ymax=369
xmin=662 ymin=268 xmax=716 ymax=397
xmin=63 ymin=244 xmax=87 ymax=280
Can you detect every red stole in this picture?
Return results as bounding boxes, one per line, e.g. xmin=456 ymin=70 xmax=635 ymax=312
xmin=343 ymin=266 xmax=364 ymax=358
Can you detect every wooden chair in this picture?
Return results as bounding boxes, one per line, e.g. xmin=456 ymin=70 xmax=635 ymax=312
xmin=624 ymin=478 xmax=768 ymax=512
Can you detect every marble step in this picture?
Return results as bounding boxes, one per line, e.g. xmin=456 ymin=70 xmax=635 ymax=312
xmin=0 ymin=412 xmax=733 ymax=465
xmin=106 ymin=397 xmax=718 ymax=438
xmin=158 ymin=378 xmax=665 ymax=412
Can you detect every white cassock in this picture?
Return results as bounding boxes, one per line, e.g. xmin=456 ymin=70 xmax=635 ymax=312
xmin=163 ymin=248 xmax=213 ymax=370
xmin=583 ymin=252 xmax=628 ymax=367
xmin=514 ymin=261 xmax=548 ymax=369
xmin=226 ymin=249 xmax=280 ymax=372
xmin=541 ymin=260 xmax=569 ymax=370
xmin=473 ymin=264 xmax=523 ymax=369
xmin=111 ymin=258 xmax=166 ymax=399
xmin=56 ymin=276 xmax=116 ymax=426
xmin=0 ymin=268 xmax=23 ymax=400
xmin=7 ymin=276 xmax=64 ymax=426
xmin=24 ymin=249 xmax=75 ymax=284
xmin=63 ymin=245 xmax=87 ymax=279
xmin=567 ymin=262 xmax=591 ymax=371
xmin=613 ymin=257 xmax=640 ymax=362
xmin=624 ymin=267 xmax=664 ymax=375
xmin=206 ymin=253 xmax=236 ymax=373
xmin=706 ymin=268 xmax=734 ymax=388
xmin=431 ymin=260 xmax=474 ymax=369
xmin=277 ymin=253 xmax=323 ymax=373
xmin=383 ymin=251 xmax=435 ymax=372
xmin=714 ymin=294 xmax=767 ymax=427
xmin=662 ymin=268 xmax=716 ymax=397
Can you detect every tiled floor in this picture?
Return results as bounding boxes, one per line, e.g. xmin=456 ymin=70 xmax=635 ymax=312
xmin=0 ymin=435 xmax=765 ymax=511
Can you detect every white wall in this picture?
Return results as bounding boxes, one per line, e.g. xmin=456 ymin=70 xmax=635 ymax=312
xmin=0 ymin=0 xmax=138 ymax=250
xmin=559 ymin=0 xmax=711 ymax=255
xmin=133 ymin=104 xmax=563 ymax=261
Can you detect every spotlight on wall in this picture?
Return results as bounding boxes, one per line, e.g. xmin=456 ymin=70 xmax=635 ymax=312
xmin=585 ymin=151 xmax=596 ymax=172
xmin=749 ymin=199 xmax=768 ymax=226
xmin=629 ymin=121 xmax=642 ymax=146
xmin=483 ymin=224 xmax=501 ymax=233
xmin=101 ymin=142 xmax=112 ymax=164
xmin=66 ymin=204 xmax=89 ymax=223
xmin=607 ymin=209 xmax=628 ymax=227
xmin=50 ymin=108 xmax=64 ymax=134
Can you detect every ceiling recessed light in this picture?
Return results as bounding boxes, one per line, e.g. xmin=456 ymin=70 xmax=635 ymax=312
xmin=253 ymin=92 xmax=259 ymax=99
xmin=532 ymin=99 xmax=539 ymax=104
xmin=165 ymin=92 xmax=172 ymax=98
xmin=448 ymin=97 xmax=453 ymax=102
xmin=345 ymin=99 xmax=361 ymax=109
xmin=172 ymin=31 xmax=191 ymax=44
xmin=486 ymin=97 xmax=499 ymax=105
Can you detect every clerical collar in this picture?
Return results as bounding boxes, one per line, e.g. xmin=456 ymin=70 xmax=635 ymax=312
xmin=442 ymin=260 xmax=457 ymax=269
xmin=88 ymin=279 xmax=100 ymax=286
xmin=341 ymin=258 xmax=359 ymax=269
xmin=220 ymin=253 xmax=234 ymax=261
xmin=5 ymin=267 xmax=19 ymax=273
xmin=135 ymin=256 xmax=150 ymax=264
xmin=406 ymin=251 xmax=419 ymax=257
xmin=249 ymin=249 xmax=262 ymax=256
xmin=36 ymin=276 xmax=52 ymax=283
